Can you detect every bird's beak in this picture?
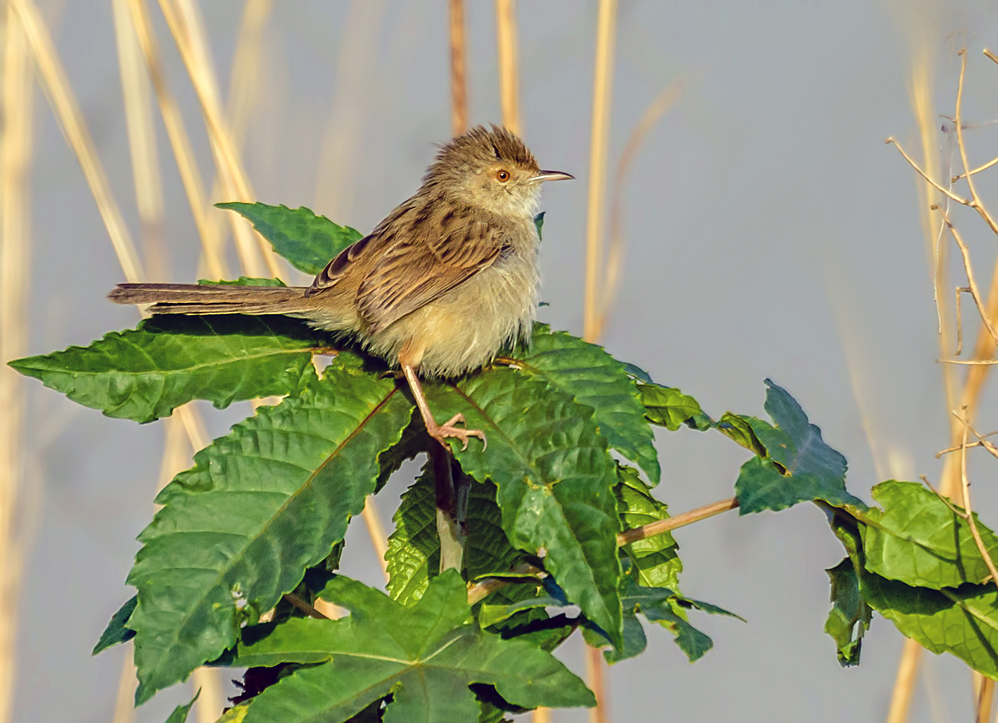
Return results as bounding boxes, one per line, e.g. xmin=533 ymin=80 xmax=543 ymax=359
xmin=531 ymin=170 xmax=575 ymax=183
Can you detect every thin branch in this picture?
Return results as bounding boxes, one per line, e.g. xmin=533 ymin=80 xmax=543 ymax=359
xmin=954 ymin=409 xmax=998 ymax=587
xmin=938 ymin=358 xmax=998 ymax=365
xmin=935 ymin=205 xmax=998 ymax=346
xmin=952 ymin=153 xmax=998 ymax=182
xmin=617 ymin=497 xmax=738 ymax=546
xmin=467 ymin=497 xmax=738 ymax=607
xmin=283 ymin=593 xmax=329 ymax=620
xmin=885 ymin=137 xmax=972 ymax=206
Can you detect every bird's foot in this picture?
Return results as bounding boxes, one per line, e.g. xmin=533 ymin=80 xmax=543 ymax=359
xmin=428 ymin=413 xmax=487 ymax=451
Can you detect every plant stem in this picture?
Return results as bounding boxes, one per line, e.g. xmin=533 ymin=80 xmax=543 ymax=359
xmin=432 ymin=444 xmax=465 ymax=573
xmin=617 ymin=497 xmax=738 ymax=546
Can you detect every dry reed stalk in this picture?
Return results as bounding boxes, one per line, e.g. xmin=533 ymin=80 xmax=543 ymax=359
xmin=531 ymin=708 xmax=551 ymax=723
xmin=977 ymin=668 xmax=995 ymax=722
xmin=201 ymin=0 xmax=273 ymax=266
xmin=582 ymin=0 xmax=617 ymax=343
xmin=600 ymin=79 xmax=685 ymax=336
xmin=888 ymin=639 xmax=924 ymax=723
xmin=155 ymin=0 xmax=279 ymax=278
xmin=0 ymin=8 xmax=34 ymax=723
xmin=124 ymin=0 xmax=228 ymax=280
xmin=583 ymin=644 xmax=607 ymax=723
xmin=885 ymin=41 xmax=948 ymax=723
xmin=449 ymin=0 xmax=468 ymax=136
xmin=11 ymin=0 xmax=144 ymax=282
xmin=20 ymin=4 xmax=229 ymax=716
xmin=111 ymin=655 xmax=138 ymax=723
xmin=113 ymin=0 xmax=166 ymax=276
xmin=312 ymin=0 xmax=384 ymax=222
xmin=494 ymin=0 xmax=520 ymax=135
xmin=362 ymin=496 xmax=389 ymax=583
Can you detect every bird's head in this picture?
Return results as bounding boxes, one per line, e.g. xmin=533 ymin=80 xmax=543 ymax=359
xmin=425 ymin=125 xmax=573 ymax=219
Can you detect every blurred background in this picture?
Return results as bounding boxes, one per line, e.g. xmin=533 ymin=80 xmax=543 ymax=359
xmin=4 ymin=0 xmax=998 ymax=721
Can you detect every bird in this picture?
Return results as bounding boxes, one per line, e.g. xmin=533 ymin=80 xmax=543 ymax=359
xmin=108 ymin=125 xmax=574 ymax=449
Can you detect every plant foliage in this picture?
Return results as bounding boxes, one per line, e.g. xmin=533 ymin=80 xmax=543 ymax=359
xmin=14 ymin=203 xmax=998 ymax=721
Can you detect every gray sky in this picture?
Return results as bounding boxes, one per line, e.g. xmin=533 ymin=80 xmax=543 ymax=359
xmin=14 ymin=1 xmax=998 ymax=721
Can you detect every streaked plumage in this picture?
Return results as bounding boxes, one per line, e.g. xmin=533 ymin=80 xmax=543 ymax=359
xmin=110 ymin=125 xmax=572 ymax=446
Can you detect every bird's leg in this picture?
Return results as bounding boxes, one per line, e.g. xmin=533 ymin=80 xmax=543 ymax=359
xmin=400 ymin=362 xmax=486 ymax=450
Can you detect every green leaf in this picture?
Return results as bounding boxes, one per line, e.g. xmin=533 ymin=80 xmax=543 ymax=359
xmin=611 ymin=581 xmax=718 ymax=663
xmin=424 ymin=369 xmax=623 ymax=646
xmin=862 ymin=573 xmax=998 ymax=678
xmin=9 ymin=316 xmax=323 ymax=423
xmin=714 ymin=412 xmax=767 ymax=456
xmin=164 ymin=691 xmax=199 ymax=723
xmin=387 ymin=465 xmax=530 ymax=607
xmin=860 ymin=480 xmax=998 ymax=589
xmin=235 ymin=572 xmax=595 ymax=722
xmin=126 ymin=352 xmax=413 ymax=703
xmin=506 ymin=324 xmax=659 ymax=484
xmin=217 ymin=705 xmax=250 ymax=723
xmin=534 ymin=212 xmax=545 ymax=240
xmin=615 ymin=464 xmax=681 ymax=589
xmin=638 ymin=383 xmax=710 ymax=432
xmin=217 ymin=202 xmax=363 ymax=275
xmin=735 ymin=380 xmax=864 ymax=513
xmin=92 ymin=595 xmax=137 ymax=655
xmin=824 ymin=558 xmax=871 ymax=667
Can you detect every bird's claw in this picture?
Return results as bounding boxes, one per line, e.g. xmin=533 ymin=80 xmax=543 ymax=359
xmin=429 ymin=413 xmax=487 ymax=451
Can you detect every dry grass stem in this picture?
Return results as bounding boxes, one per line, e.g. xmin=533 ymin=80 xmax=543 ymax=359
xmin=191 ymin=667 xmax=224 ymax=722
xmin=113 ymin=0 xmax=164 ymax=229
xmin=600 ymin=78 xmax=685 ymax=333
xmin=887 ymin=639 xmax=924 ymax=723
xmin=582 ymin=0 xmax=618 ymax=343
xmin=361 ymin=496 xmax=389 ymax=583
xmin=0 ymin=8 xmax=34 ymax=722
xmin=449 ymin=0 xmax=468 ymax=136
xmin=977 ymin=678 xmax=994 ymax=723
xmin=494 ymin=0 xmax=520 ymax=135
xmin=112 ymin=655 xmax=138 ymax=723
xmin=202 ymin=0 xmax=273 ymax=265
xmin=12 ymin=0 xmax=144 ymax=282
xmin=312 ymin=0 xmax=384 ymax=223
xmin=583 ymin=644 xmax=607 ymax=723
xmin=124 ymin=0 xmax=227 ymax=280
xmin=156 ymin=0 xmax=279 ymax=277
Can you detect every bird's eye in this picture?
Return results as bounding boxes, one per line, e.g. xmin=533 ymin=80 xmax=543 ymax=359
xmin=496 ymin=169 xmax=510 ymax=182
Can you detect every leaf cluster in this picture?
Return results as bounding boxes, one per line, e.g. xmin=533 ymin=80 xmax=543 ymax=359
xmin=14 ymin=202 xmax=998 ymax=722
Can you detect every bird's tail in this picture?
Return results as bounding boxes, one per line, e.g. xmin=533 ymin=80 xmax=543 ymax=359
xmin=108 ymin=282 xmax=314 ymax=316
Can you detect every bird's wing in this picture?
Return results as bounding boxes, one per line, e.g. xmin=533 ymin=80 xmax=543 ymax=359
xmin=309 ymin=205 xmax=506 ymax=333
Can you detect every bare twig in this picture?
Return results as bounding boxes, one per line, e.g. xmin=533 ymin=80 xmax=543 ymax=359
xmin=953 ymin=409 xmax=998 ymax=587
xmin=934 ymin=205 xmax=998 ymax=346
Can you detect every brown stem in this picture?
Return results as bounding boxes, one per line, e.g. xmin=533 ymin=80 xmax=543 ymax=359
xmin=617 ymin=497 xmax=738 ymax=546
xmin=431 ymin=442 xmax=465 ymax=573
xmin=283 ymin=593 xmax=328 ymax=620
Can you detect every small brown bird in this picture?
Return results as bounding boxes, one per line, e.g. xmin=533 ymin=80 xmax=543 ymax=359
xmin=109 ymin=125 xmax=573 ymax=448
